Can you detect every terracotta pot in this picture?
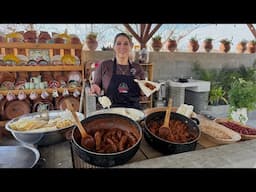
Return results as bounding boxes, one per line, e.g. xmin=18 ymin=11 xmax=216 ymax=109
xmin=188 ymin=41 xmax=199 ymax=52
xmin=246 ymin=42 xmax=256 ymax=53
xmin=38 ymin=31 xmax=51 ymax=43
xmin=56 ymin=95 xmax=80 ymax=111
xmin=152 ymin=40 xmax=162 ymax=52
xmin=219 ymin=43 xmax=231 ymax=53
xmin=4 ymin=99 xmax=31 ymax=120
xmin=86 ymin=39 xmax=98 ymax=51
xmin=236 ymin=42 xmax=247 ymax=53
xmin=203 ymin=40 xmax=213 ymax=52
xmin=166 ymin=40 xmax=177 ymax=52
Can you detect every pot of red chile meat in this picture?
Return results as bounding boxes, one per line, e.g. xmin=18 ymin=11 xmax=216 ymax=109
xmin=71 ymin=113 xmax=142 ymax=167
xmin=144 ymin=111 xmax=200 ymax=155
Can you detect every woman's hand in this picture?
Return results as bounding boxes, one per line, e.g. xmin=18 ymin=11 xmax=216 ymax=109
xmin=90 ymin=84 xmax=101 ymax=95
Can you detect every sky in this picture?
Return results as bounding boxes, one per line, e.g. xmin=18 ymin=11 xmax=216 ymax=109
xmin=0 ymin=24 xmax=255 ymax=52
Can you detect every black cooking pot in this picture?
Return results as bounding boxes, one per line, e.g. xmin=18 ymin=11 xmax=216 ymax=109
xmin=144 ymin=111 xmax=200 ymax=155
xmin=71 ymin=113 xmax=142 ymax=167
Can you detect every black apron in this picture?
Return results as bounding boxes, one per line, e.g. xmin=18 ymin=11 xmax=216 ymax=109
xmin=106 ymin=58 xmax=141 ymax=109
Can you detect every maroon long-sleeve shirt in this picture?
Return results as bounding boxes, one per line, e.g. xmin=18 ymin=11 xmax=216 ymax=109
xmin=93 ymin=59 xmax=145 ymax=94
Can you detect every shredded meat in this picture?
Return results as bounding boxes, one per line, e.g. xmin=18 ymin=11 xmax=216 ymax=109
xmin=144 ymin=82 xmax=156 ymax=90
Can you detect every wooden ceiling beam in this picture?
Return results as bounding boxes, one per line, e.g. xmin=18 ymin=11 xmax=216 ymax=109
xmin=142 ymin=24 xmax=152 ymax=43
xmin=124 ymin=24 xmax=162 ymax=49
xmin=140 ymin=24 xmax=146 ymax=39
xmin=247 ymin=24 xmax=256 ymax=38
xmin=123 ymin=24 xmax=142 ymax=42
xmin=146 ymin=24 xmax=162 ymax=42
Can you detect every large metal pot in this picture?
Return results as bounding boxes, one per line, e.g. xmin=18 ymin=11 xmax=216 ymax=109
xmin=5 ymin=110 xmax=85 ymax=146
xmin=144 ymin=111 xmax=200 ymax=155
xmin=71 ymin=113 xmax=142 ymax=167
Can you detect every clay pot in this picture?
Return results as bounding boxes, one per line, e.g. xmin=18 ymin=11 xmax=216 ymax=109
xmin=23 ymin=30 xmax=37 ymax=43
xmin=38 ymin=31 xmax=51 ymax=43
xmin=203 ymin=39 xmax=213 ymax=52
xmin=86 ymin=39 xmax=98 ymax=51
xmin=4 ymin=99 xmax=31 ymax=120
xmin=236 ymin=42 xmax=247 ymax=53
xmin=188 ymin=40 xmax=199 ymax=52
xmin=166 ymin=40 xmax=177 ymax=52
xmin=219 ymin=41 xmax=231 ymax=53
xmin=55 ymin=95 xmax=80 ymax=111
xmin=152 ymin=40 xmax=162 ymax=52
xmin=246 ymin=41 xmax=256 ymax=53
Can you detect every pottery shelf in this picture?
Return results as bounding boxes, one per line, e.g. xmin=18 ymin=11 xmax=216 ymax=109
xmin=140 ymin=63 xmax=153 ymax=109
xmin=0 ymin=87 xmax=82 ymax=96
xmin=0 ymin=42 xmax=82 ymax=57
xmin=0 ymin=42 xmax=84 ymax=123
xmin=0 ymin=65 xmax=83 ymax=72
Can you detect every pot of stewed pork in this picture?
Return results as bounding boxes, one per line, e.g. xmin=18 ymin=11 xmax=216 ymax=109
xmin=71 ymin=113 xmax=142 ymax=167
xmin=144 ymin=111 xmax=200 ymax=155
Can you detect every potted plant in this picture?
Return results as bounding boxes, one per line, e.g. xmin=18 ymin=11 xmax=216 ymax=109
xmin=151 ymin=35 xmax=162 ymax=52
xmin=166 ymin=37 xmax=177 ymax=52
xmin=219 ymin=38 xmax=232 ymax=53
xmin=246 ymin=40 xmax=256 ymax=53
xmin=228 ymin=78 xmax=256 ymax=124
xmin=188 ymin=37 xmax=199 ymax=52
xmin=209 ymin=84 xmax=228 ymax=106
xmin=86 ymin=32 xmax=98 ymax=51
xmin=236 ymin=40 xmax=247 ymax=53
xmin=203 ymin=38 xmax=213 ymax=52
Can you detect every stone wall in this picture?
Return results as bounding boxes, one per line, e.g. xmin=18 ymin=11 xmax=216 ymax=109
xmin=82 ymin=51 xmax=256 ymax=81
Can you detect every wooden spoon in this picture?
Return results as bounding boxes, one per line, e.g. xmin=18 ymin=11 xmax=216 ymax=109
xmin=65 ymin=100 xmax=95 ymax=150
xmin=158 ymin=98 xmax=173 ymax=139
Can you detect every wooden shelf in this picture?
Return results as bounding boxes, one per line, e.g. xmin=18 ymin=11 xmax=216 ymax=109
xmin=0 ymin=65 xmax=83 ymax=72
xmin=140 ymin=63 xmax=153 ymax=108
xmin=140 ymin=100 xmax=151 ymax=104
xmin=0 ymin=87 xmax=82 ymax=96
xmin=0 ymin=42 xmax=82 ymax=49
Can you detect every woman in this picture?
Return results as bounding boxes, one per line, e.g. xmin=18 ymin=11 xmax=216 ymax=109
xmin=91 ymin=33 xmax=145 ymax=109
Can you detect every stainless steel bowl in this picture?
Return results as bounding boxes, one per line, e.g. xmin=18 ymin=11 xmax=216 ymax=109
xmin=5 ymin=110 xmax=85 ymax=146
xmin=0 ymin=145 xmax=40 ymax=168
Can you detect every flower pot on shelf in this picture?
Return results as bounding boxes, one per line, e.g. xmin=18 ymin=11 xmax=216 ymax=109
xmin=86 ymin=39 xmax=98 ymax=51
xmin=166 ymin=39 xmax=177 ymax=52
xmin=151 ymin=35 xmax=162 ymax=52
xmin=85 ymin=32 xmax=98 ymax=51
xmin=236 ymin=41 xmax=247 ymax=53
xmin=246 ymin=40 xmax=256 ymax=53
xmin=219 ymin=39 xmax=231 ymax=53
xmin=188 ymin=38 xmax=199 ymax=52
xmin=203 ymin=38 xmax=213 ymax=52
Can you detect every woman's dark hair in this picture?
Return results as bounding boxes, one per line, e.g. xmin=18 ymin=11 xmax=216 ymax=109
xmin=114 ymin=33 xmax=133 ymax=45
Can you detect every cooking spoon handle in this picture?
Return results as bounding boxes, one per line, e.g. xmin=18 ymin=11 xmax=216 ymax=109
xmin=163 ymin=98 xmax=172 ymax=127
xmin=65 ymin=100 xmax=87 ymax=138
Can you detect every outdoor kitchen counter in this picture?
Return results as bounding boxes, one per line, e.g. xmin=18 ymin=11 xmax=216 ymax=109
xmin=36 ymin=136 xmax=256 ymax=168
